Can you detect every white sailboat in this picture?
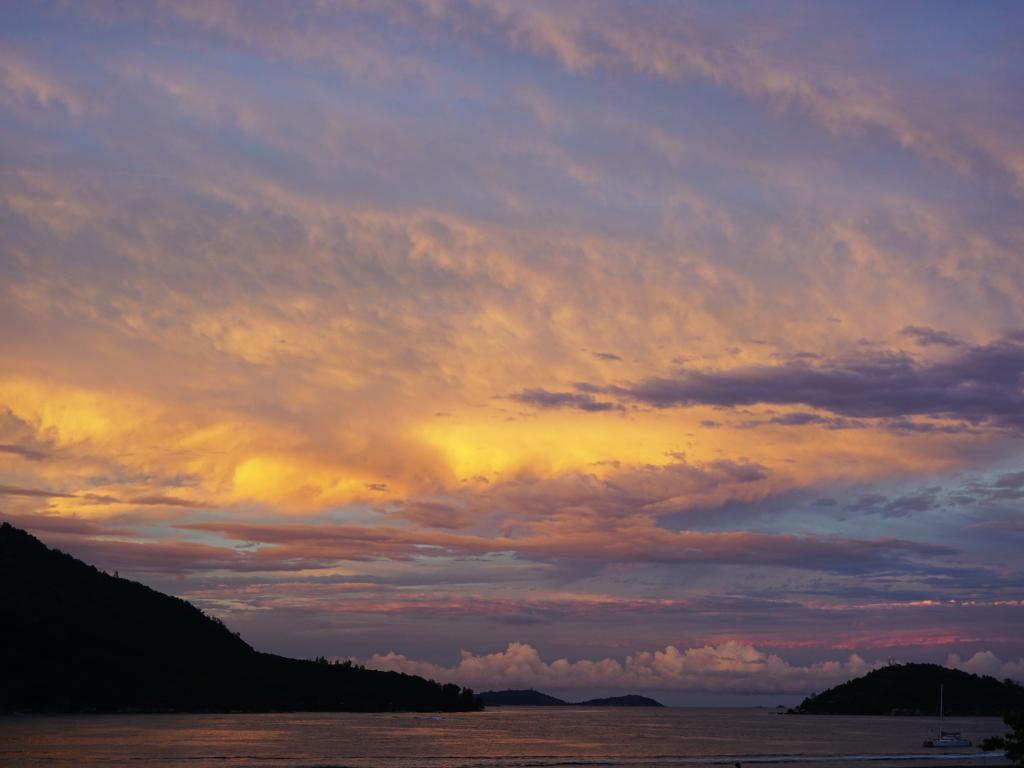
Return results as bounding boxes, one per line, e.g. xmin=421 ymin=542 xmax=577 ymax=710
xmin=922 ymin=684 xmax=972 ymax=748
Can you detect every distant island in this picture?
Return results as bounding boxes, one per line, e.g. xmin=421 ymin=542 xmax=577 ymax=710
xmin=480 ymin=689 xmax=568 ymax=706
xmin=480 ymin=689 xmax=664 ymax=707
xmin=579 ymin=694 xmax=665 ymax=707
xmin=793 ymin=662 xmax=1024 ymax=716
xmin=0 ymin=522 xmax=482 ymax=714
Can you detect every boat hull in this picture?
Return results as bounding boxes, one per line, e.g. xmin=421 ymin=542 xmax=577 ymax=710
xmin=923 ymin=737 xmax=972 ymax=748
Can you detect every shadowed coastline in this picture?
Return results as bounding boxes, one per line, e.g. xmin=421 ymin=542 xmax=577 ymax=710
xmin=792 ymin=663 xmax=1024 ymax=716
xmin=479 ymin=689 xmax=664 ymax=707
xmin=0 ymin=522 xmax=482 ymax=714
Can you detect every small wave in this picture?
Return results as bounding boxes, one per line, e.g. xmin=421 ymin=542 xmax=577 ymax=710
xmin=377 ymin=753 xmax=1006 ymax=768
xmin=697 ymin=754 xmax=997 ymax=765
xmin=119 ymin=752 xmax=1003 ymax=768
xmin=492 ymin=753 xmax=1005 ymax=768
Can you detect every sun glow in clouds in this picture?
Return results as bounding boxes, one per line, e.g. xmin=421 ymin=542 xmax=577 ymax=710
xmin=1 ymin=0 xmax=1023 ymax=699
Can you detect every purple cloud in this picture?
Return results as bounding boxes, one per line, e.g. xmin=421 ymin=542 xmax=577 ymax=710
xmin=0 ymin=443 xmax=49 ymax=461
xmin=901 ymin=325 xmax=962 ymax=348
xmin=617 ymin=334 xmax=1024 ymax=429
xmin=509 ymin=387 xmax=621 ymax=412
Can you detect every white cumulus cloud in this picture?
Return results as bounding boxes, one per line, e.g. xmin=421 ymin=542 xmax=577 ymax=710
xmin=368 ymin=642 xmax=1024 ymax=695
xmin=367 ymin=640 xmax=876 ymax=694
xmin=946 ymin=651 xmax=1024 ymax=680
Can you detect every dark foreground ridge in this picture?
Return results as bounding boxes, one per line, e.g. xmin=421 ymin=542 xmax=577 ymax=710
xmin=479 ymin=689 xmax=664 ymax=707
xmin=794 ymin=662 xmax=1024 ymax=716
xmin=0 ymin=522 xmax=482 ymax=714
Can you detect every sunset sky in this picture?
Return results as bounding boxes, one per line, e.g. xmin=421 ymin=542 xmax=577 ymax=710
xmin=2 ymin=1 xmax=1023 ymax=703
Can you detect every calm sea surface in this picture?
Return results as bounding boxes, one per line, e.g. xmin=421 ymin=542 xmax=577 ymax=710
xmin=0 ymin=707 xmax=1012 ymax=768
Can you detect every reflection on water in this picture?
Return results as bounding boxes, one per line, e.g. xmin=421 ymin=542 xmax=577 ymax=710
xmin=0 ymin=707 xmax=1012 ymax=768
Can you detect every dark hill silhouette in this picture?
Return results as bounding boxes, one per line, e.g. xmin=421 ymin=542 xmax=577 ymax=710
xmin=479 ymin=689 xmax=568 ymax=706
xmin=795 ymin=662 xmax=1024 ymax=716
xmin=577 ymin=694 xmax=664 ymax=707
xmin=0 ymin=522 xmax=482 ymax=713
xmin=479 ymin=689 xmax=664 ymax=707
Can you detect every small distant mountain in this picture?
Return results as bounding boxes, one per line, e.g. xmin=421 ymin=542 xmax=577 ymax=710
xmin=794 ymin=662 xmax=1024 ymax=716
xmin=0 ymin=522 xmax=482 ymax=713
xmin=577 ymin=694 xmax=664 ymax=707
xmin=480 ymin=689 xmax=568 ymax=706
xmin=479 ymin=689 xmax=664 ymax=707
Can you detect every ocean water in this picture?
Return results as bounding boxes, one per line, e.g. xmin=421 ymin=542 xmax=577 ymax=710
xmin=0 ymin=707 xmax=1011 ymax=768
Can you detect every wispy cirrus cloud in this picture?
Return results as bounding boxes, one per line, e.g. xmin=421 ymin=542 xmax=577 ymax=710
xmin=180 ymin=518 xmax=953 ymax=576
xmin=0 ymin=484 xmax=205 ymax=508
xmin=2 ymin=0 xmax=1024 ymax=693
